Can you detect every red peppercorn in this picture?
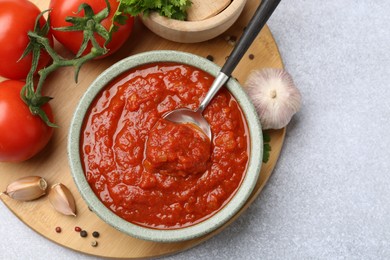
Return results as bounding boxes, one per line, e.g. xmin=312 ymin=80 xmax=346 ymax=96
xmin=55 ymin=227 xmax=62 ymax=233
xmin=74 ymin=226 xmax=82 ymax=232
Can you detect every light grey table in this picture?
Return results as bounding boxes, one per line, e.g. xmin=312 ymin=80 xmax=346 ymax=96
xmin=1 ymin=0 xmax=389 ymax=259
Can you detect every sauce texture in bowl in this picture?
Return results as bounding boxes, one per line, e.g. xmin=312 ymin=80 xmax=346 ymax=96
xmin=68 ymin=50 xmax=263 ymax=242
xmin=80 ymin=63 xmax=249 ymax=229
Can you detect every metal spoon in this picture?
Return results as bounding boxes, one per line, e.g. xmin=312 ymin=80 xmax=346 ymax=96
xmin=164 ymin=0 xmax=282 ymax=139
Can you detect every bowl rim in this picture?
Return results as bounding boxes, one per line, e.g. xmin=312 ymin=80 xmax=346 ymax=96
xmin=67 ymin=50 xmax=263 ymax=242
xmin=142 ymin=0 xmax=247 ymax=32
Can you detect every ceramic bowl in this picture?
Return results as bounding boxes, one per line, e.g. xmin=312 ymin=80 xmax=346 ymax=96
xmin=141 ymin=0 xmax=247 ymax=43
xmin=68 ymin=50 xmax=263 ymax=242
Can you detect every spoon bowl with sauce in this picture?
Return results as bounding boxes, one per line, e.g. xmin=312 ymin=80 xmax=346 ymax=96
xmin=164 ymin=0 xmax=281 ymax=140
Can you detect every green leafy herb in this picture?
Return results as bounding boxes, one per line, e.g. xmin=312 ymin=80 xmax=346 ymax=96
xmin=262 ymin=132 xmax=271 ymax=163
xmin=118 ymin=0 xmax=192 ymax=21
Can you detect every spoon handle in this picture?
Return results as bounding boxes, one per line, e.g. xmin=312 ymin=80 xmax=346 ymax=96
xmin=221 ymin=0 xmax=282 ymax=75
xmin=197 ymin=0 xmax=281 ymax=113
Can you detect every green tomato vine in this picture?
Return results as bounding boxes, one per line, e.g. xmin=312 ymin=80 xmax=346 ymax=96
xmin=21 ymin=0 xmax=193 ymax=127
xmin=20 ymin=1 xmax=113 ymax=127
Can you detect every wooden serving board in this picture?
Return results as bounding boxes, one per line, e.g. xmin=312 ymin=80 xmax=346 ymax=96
xmin=0 ymin=0 xmax=285 ymax=258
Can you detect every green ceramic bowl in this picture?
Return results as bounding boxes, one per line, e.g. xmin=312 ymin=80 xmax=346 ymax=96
xmin=68 ymin=50 xmax=263 ymax=242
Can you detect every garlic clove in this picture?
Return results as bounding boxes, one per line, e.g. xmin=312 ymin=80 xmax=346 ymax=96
xmin=48 ymin=183 xmax=77 ymax=217
xmin=245 ymin=68 xmax=301 ymax=130
xmin=4 ymin=176 xmax=47 ymax=201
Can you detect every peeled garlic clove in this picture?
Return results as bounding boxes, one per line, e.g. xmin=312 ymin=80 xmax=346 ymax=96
xmin=5 ymin=176 xmax=47 ymax=201
xmin=245 ymin=68 xmax=301 ymax=130
xmin=48 ymin=183 xmax=77 ymax=217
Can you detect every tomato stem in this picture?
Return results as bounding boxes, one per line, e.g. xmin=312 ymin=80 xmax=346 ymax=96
xmin=20 ymin=2 xmax=113 ymax=128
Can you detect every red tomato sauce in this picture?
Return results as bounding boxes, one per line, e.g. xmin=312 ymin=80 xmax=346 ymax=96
xmin=81 ymin=63 xmax=249 ymax=229
xmin=144 ymin=120 xmax=211 ymax=177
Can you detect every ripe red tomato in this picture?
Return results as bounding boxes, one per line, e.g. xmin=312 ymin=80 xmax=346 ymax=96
xmin=0 ymin=80 xmax=54 ymax=162
xmin=49 ymin=0 xmax=134 ymax=57
xmin=0 ymin=0 xmax=53 ymax=80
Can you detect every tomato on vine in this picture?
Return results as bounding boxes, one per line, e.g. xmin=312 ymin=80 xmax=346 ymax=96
xmin=49 ymin=0 xmax=134 ymax=57
xmin=0 ymin=1 xmax=135 ymax=163
xmin=0 ymin=80 xmax=54 ymax=162
xmin=0 ymin=0 xmax=53 ymax=80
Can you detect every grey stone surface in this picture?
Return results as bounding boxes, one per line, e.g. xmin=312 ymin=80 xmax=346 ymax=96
xmin=1 ymin=0 xmax=389 ymax=259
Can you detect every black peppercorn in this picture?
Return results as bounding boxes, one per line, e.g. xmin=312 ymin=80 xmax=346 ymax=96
xmin=249 ymin=54 xmax=255 ymax=60
xmin=80 ymin=230 xmax=88 ymax=237
xmin=206 ymin=55 xmax=214 ymax=62
xmin=92 ymin=231 xmax=100 ymax=238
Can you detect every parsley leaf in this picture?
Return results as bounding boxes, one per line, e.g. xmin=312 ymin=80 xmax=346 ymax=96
xmin=118 ymin=0 xmax=191 ymax=20
xmin=262 ymin=132 xmax=272 ymax=163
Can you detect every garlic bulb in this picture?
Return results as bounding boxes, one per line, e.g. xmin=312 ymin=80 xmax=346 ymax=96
xmin=245 ymin=68 xmax=301 ymax=130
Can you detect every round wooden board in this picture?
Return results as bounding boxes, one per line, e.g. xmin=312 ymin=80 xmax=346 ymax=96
xmin=0 ymin=0 xmax=285 ymax=258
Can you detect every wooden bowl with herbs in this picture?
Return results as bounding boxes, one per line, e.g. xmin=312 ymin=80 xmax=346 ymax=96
xmin=140 ymin=0 xmax=247 ymax=43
